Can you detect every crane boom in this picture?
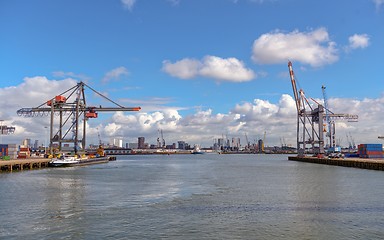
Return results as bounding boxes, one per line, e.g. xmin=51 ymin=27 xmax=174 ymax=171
xmin=288 ymin=61 xmax=301 ymax=113
xmin=16 ymin=81 xmax=141 ymax=154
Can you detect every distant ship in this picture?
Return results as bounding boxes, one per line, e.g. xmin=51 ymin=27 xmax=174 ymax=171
xmin=191 ymin=145 xmax=204 ymax=154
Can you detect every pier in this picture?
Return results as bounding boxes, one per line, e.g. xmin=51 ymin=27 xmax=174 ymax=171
xmin=288 ymin=156 xmax=384 ymax=171
xmin=0 ymin=158 xmax=51 ymax=172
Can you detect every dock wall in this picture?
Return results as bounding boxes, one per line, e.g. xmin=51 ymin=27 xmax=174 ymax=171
xmin=288 ymin=156 xmax=384 ymax=171
xmin=0 ymin=158 xmax=51 ymax=172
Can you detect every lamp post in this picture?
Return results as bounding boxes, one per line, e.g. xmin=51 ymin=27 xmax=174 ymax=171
xmin=44 ymin=126 xmax=48 ymax=157
xmin=0 ymin=120 xmax=3 ymax=144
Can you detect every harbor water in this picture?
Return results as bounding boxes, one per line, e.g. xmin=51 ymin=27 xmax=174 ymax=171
xmin=1 ymin=154 xmax=384 ymax=239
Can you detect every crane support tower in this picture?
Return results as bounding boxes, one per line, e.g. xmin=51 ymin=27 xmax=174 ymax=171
xmin=17 ymin=81 xmax=141 ymax=155
xmin=288 ymin=61 xmax=325 ymax=156
xmin=322 ymin=85 xmax=336 ymax=150
xmin=288 ymin=62 xmax=358 ymax=156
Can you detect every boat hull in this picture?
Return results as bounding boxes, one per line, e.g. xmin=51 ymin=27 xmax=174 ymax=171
xmin=49 ymin=156 xmax=111 ymax=167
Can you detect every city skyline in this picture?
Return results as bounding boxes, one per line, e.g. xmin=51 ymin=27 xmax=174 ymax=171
xmin=1 ymin=0 xmax=383 ymax=147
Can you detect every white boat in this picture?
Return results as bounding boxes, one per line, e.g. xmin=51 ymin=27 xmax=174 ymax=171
xmin=191 ymin=145 xmax=204 ymax=154
xmin=49 ymin=154 xmax=88 ymax=167
xmin=49 ymin=153 xmax=112 ymax=167
xmin=49 ymin=155 xmax=83 ymax=167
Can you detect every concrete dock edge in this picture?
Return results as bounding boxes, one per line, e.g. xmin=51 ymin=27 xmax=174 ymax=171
xmin=288 ymin=156 xmax=384 ymax=171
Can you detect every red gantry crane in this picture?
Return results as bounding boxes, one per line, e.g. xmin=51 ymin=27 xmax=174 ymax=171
xmin=17 ymin=81 xmax=140 ymax=155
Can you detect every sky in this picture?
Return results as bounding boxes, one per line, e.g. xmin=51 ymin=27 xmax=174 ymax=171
xmin=0 ymin=0 xmax=384 ymax=148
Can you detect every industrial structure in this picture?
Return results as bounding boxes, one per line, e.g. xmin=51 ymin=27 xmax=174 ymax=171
xmin=17 ymin=81 xmax=140 ymax=155
xmin=0 ymin=120 xmax=15 ymax=136
xmin=288 ymin=61 xmax=358 ymax=156
xmin=157 ymin=129 xmax=166 ymax=149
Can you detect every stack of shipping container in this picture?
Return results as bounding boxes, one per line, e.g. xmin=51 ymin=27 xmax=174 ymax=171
xmin=358 ymin=144 xmax=383 ymax=159
xmin=0 ymin=144 xmax=18 ymax=160
xmin=17 ymin=145 xmax=30 ymax=159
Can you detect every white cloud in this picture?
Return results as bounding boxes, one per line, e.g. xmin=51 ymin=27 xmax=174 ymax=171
xmin=252 ymin=28 xmax=339 ymax=67
xmin=52 ymin=71 xmax=90 ymax=82
xmin=373 ymin=0 xmax=384 ymax=10
xmin=2 ymin=77 xmax=383 ymax=148
xmin=102 ymin=66 xmax=129 ymax=83
xmin=162 ymin=58 xmax=201 ymax=79
xmin=104 ymin=123 xmax=122 ymax=136
xmin=162 ymin=55 xmax=255 ymax=82
xmin=0 ymin=77 xmax=77 ymax=141
xmin=121 ymin=0 xmax=136 ymax=10
xmin=348 ymin=34 xmax=370 ymax=50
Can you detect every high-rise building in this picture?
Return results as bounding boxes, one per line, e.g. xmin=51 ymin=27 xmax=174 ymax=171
xmin=258 ymin=139 xmax=264 ymax=153
xmin=22 ymin=138 xmax=31 ymax=147
xmin=231 ymin=137 xmax=241 ymax=150
xmin=178 ymin=141 xmax=186 ymax=150
xmin=138 ymin=137 xmax=145 ymax=149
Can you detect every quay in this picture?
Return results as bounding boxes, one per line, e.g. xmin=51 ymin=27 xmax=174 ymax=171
xmin=288 ymin=156 xmax=384 ymax=171
xmin=0 ymin=158 xmax=51 ymax=172
xmin=0 ymin=156 xmax=116 ymax=172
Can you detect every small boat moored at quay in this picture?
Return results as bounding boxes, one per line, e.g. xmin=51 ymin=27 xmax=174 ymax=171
xmin=49 ymin=153 xmax=112 ymax=167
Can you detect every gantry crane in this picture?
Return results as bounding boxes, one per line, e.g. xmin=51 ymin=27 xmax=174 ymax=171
xmin=0 ymin=122 xmax=15 ymax=135
xmin=322 ymin=85 xmax=335 ymax=149
xmin=17 ymin=81 xmax=140 ymax=155
xmin=157 ymin=129 xmax=165 ymax=148
xmin=288 ymin=61 xmax=358 ymax=156
xmin=0 ymin=120 xmax=15 ymax=144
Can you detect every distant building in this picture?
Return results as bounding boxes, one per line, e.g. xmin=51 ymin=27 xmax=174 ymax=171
xmin=128 ymin=143 xmax=138 ymax=149
xmin=258 ymin=139 xmax=264 ymax=152
xmin=178 ymin=141 xmax=187 ymax=150
xmin=231 ymin=137 xmax=241 ymax=151
xmin=22 ymin=138 xmax=31 ymax=148
xmin=138 ymin=137 xmax=145 ymax=149
xmin=34 ymin=140 xmax=39 ymax=149
xmin=111 ymin=138 xmax=123 ymax=147
xmin=165 ymin=143 xmax=176 ymax=149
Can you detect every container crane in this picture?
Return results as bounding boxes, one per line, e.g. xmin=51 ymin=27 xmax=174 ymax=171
xmin=97 ymin=128 xmax=102 ymax=146
xmin=322 ymin=85 xmax=336 ymax=150
xmin=288 ymin=61 xmax=358 ymax=156
xmin=0 ymin=120 xmax=15 ymax=144
xmin=321 ymin=85 xmax=359 ymax=153
xmin=157 ymin=129 xmax=166 ymax=149
xmin=161 ymin=129 xmax=165 ymax=148
xmin=0 ymin=124 xmax=16 ymax=135
xmin=288 ymin=61 xmax=325 ymax=156
xmin=17 ymin=81 xmax=141 ymax=155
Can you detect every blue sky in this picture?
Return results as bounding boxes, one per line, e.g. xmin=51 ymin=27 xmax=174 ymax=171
xmin=0 ymin=0 xmax=383 ymax=148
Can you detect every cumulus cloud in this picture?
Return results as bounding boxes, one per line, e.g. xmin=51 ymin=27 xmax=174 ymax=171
xmin=1 ymin=77 xmax=383 ymax=148
xmin=102 ymin=66 xmax=129 ymax=83
xmin=162 ymin=55 xmax=256 ymax=82
xmin=0 ymin=77 xmax=77 ymax=140
xmin=162 ymin=58 xmax=201 ymax=79
xmin=252 ymin=28 xmax=338 ymax=67
xmin=121 ymin=0 xmax=136 ymax=10
xmin=348 ymin=34 xmax=370 ymax=50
